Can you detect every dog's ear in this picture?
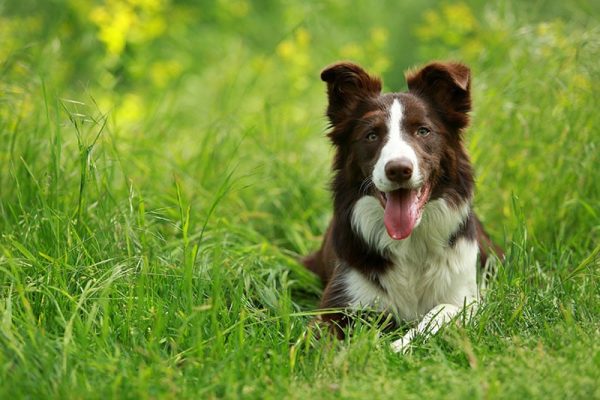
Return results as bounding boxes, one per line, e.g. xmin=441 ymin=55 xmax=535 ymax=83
xmin=321 ymin=62 xmax=382 ymax=125
xmin=406 ymin=62 xmax=471 ymax=131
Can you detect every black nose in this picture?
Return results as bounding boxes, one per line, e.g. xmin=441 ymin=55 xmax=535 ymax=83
xmin=385 ymin=158 xmax=413 ymax=183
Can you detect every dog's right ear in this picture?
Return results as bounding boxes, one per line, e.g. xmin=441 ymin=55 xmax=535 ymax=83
xmin=321 ymin=62 xmax=382 ymax=125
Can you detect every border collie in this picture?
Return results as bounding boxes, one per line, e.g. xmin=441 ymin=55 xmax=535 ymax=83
xmin=303 ymin=61 xmax=502 ymax=352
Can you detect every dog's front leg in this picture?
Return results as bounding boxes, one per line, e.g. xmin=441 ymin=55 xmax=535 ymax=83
xmin=390 ymin=303 xmax=463 ymax=353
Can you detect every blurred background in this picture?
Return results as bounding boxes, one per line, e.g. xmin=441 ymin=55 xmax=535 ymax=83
xmin=2 ymin=1 xmax=599 ymax=247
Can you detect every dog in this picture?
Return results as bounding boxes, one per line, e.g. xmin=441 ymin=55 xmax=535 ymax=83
xmin=303 ymin=61 xmax=502 ymax=352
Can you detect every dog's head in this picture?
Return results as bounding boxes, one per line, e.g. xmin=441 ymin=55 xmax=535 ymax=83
xmin=322 ymin=61 xmax=472 ymax=240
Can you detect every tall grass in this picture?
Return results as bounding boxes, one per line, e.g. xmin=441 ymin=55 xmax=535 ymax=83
xmin=1 ymin=1 xmax=599 ymax=398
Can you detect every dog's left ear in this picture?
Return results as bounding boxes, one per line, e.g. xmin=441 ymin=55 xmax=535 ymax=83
xmin=406 ymin=62 xmax=471 ymax=131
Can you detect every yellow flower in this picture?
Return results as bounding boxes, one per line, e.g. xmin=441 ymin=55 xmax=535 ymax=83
xmin=90 ymin=2 xmax=134 ymax=56
xmin=443 ymin=3 xmax=476 ymax=32
xmin=340 ymin=43 xmax=363 ymax=60
xmin=89 ymin=0 xmax=168 ymax=56
xmin=276 ymin=40 xmax=295 ymax=60
xmin=370 ymin=27 xmax=388 ymax=46
xmin=116 ymin=92 xmax=144 ymax=124
xmin=150 ymin=60 xmax=183 ymax=87
xmin=295 ymin=28 xmax=310 ymax=48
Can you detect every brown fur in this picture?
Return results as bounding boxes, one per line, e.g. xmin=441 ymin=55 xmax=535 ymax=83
xmin=304 ymin=61 xmax=503 ymax=336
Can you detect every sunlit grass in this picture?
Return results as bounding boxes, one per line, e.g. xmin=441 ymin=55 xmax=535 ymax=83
xmin=1 ymin=1 xmax=599 ymax=398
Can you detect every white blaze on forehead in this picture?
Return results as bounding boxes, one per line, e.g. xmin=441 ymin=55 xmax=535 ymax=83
xmin=372 ymin=99 xmax=421 ymax=192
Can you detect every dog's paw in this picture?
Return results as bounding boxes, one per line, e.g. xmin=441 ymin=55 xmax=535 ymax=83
xmin=390 ymin=336 xmax=411 ymax=354
xmin=391 ymin=327 xmax=418 ymax=354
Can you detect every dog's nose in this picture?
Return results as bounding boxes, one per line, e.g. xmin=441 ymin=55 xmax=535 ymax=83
xmin=385 ymin=158 xmax=413 ymax=182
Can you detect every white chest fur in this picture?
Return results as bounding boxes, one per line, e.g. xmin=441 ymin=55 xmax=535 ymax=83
xmin=348 ymin=196 xmax=479 ymax=321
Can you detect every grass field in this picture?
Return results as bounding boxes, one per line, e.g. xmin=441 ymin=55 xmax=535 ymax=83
xmin=1 ymin=0 xmax=599 ymax=398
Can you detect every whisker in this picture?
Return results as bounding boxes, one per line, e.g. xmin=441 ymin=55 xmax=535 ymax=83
xmin=359 ymin=177 xmax=375 ymax=195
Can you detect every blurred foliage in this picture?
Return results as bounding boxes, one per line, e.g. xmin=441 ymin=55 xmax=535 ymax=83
xmin=1 ymin=0 xmax=599 ymax=246
xmin=1 ymin=0 xmax=431 ymax=126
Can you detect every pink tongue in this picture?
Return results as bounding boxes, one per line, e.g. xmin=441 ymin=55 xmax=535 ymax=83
xmin=383 ymin=189 xmax=418 ymax=240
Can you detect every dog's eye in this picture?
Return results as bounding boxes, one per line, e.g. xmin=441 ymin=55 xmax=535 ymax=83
xmin=416 ymin=127 xmax=431 ymax=137
xmin=366 ymin=132 xmax=378 ymax=142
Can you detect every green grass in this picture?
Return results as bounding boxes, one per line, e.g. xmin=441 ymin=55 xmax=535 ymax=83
xmin=1 ymin=1 xmax=599 ymax=398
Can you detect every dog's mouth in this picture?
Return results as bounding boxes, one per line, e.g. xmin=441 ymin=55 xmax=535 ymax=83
xmin=376 ymin=184 xmax=431 ymax=240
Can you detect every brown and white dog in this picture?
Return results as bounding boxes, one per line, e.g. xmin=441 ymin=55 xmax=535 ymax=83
xmin=303 ymin=61 xmax=502 ymax=352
